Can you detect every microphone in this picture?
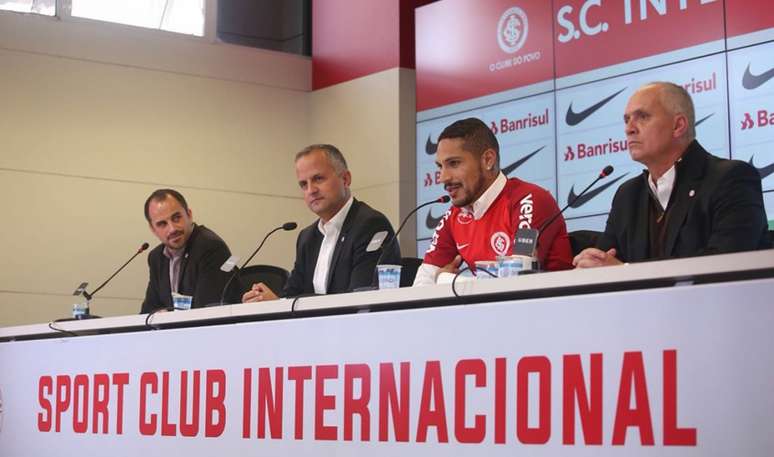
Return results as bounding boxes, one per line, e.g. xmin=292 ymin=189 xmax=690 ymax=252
xmin=514 ymin=165 xmax=615 ymax=260
xmin=376 ymin=195 xmax=450 ymax=266
xmin=73 ymin=242 xmax=150 ymax=319
xmin=362 ymin=195 xmax=450 ymax=290
xmin=537 ymin=165 xmax=614 ymax=234
xmin=393 ymin=195 xmax=450 ymax=250
xmin=219 ymin=222 xmax=297 ymax=305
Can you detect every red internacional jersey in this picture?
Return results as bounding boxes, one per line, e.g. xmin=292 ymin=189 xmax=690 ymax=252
xmin=424 ymin=178 xmax=573 ymax=272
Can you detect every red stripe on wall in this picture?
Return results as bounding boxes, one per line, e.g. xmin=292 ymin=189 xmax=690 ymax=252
xmin=312 ymin=0 xmax=434 ymax=90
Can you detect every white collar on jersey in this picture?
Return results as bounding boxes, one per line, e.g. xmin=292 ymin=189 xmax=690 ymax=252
xmin=464 ymin=172 xmax=506 ymax=220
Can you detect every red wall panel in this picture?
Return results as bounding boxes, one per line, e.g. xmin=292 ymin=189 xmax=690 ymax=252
xmin=312 ymin=0 xmax=433 ymax=90
xmin=725 ymin=0 xmax=774 ymax=37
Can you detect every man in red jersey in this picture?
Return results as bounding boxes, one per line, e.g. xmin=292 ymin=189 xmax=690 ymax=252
xmin=413 ymin=117 xmax=573 ymax=285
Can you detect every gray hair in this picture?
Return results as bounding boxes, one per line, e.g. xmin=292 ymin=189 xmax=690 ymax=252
xmin=643 ymin=81 xmax=696 ymax=140
xmin=295 ymin=144 xmax=348 ymax=173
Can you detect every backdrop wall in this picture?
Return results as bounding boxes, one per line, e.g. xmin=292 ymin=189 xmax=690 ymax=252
xmin=414 ymin=0 xmax=774 ymax=254
xmin=0 ymin=12 xmax=315 ymax=325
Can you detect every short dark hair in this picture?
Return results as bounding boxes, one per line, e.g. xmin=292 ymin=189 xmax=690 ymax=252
xmin=438 ymin=117 xmax=500 ymax=167
xmin=295 ymin=144 xmax=348 ymax=173
xmin=144 ymin=189 xmax=189 ymax=223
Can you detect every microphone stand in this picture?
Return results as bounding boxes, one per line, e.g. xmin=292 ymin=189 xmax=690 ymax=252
xmin=359 ymin=196 xmax=450 ymax=290
xmin=376 ymin=195 xmax=451 ymax=268
xmin=65 ymin=243 xmax=149 ymax=321
xmin=219 ymin=223 xmax=297 ymax=305
xmin=513 ymin=166 xmax=614 ymax=271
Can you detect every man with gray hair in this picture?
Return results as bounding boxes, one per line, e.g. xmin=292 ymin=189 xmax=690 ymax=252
xmin=574 ymin=81 xmax=770 ymax=267
xmin=243 ymin=144 xmax=400 ymax=300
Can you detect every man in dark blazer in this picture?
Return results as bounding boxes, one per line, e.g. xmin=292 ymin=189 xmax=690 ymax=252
xmin=242 ymin=144 xmax=400 ymax=301
xmin=141 ymin=189 xmax=240 ymax=313
xmin=574 ymin=82 xmax=770 ymax=268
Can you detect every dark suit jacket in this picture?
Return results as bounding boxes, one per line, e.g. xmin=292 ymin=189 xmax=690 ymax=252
xmin=597 ymin=140 xmax=771 ymax=262
xmin=141 ymin=224 xmax=240 ymax=313
xmin=283 ymin=199 xmax=401 ymax=297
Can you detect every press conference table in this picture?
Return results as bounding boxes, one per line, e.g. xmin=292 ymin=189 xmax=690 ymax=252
xmin=1 ymin=249 xmax=772 ymax=341
xmin=2 ymin=250 xmax=773 ymax=456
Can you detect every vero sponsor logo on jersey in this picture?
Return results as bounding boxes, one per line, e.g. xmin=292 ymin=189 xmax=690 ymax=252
xmin=566 ymin=173 xmax=628 ymax=209
xmin=518 ymin=193 xmax=534 ymax=229
xmin=565 ymin=88 xmax=627 ymax=126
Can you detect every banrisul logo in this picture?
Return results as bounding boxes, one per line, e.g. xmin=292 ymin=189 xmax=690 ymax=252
xmin=497 ymin=7 xmax=528 ymax=54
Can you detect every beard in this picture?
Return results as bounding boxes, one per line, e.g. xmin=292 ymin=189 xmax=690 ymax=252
xmin=453 ymin=168 xmax=488 ymax=208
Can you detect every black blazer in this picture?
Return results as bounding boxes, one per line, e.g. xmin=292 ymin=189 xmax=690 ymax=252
xmin=283 ymin=199 xmax=401 ymax=297
xmin=141 ymin=224 xmax=240 ymax=313
xmin=597 ymin=140 xmax=771 ymax=262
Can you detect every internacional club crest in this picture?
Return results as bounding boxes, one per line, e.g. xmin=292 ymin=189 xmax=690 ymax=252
xmin=490 ymin=231 xmax=511 ymax=256
xmin=497 ymin=6 xmax=528 ymax=54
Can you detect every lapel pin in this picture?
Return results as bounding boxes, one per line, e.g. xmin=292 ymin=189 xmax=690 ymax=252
xmin=689 ymin=190 xmax=695 ymax=197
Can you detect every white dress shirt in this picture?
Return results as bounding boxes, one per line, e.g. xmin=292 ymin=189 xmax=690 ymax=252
xmin=312 ymin=196 xmax=354 ymax=294
xmin=648 ymin=164 xmax=676 ymax=211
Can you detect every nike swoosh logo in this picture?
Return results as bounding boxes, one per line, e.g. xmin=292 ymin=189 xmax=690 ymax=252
xmin=695 ymin=113 xmax=714 ymax=127
xmin=566 ymin=88 xmax=627 ymax=126
xmin=742 ymin=63 xmax=774 ymax=90
xmin=502 ymin=146 xmax=545 ymax=176
xmin=456 ymin=243 xmax=470 ymax=250
xmin=426 ymin=135 xmax=438 ymax=155
xmin=426 ymin=210 xmax=444 ymax=229
xmin=567 ymin=173 xmax=628 ymax=209
xmin=749 ymin=155 xmax=774 ymax=180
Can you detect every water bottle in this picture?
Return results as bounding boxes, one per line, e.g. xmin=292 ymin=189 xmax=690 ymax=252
xmin=72 ymin=301 xmax=89 ymax=319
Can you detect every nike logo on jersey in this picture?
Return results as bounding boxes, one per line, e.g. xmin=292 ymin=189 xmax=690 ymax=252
xmin=456 ymin=243 xmax=470 ymax=250
xmin=567 ymin=173 xmax=628 ymax=209
xmin=742 ymin=63 xmax=774 ymax=90
xmin=565 ymin=88 xmax=627 ymax=126
xmin=749 ymin=155 xmax=774 ymax=180
xmin=502 ymin=146 xmax=544 ymax=176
